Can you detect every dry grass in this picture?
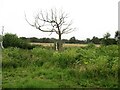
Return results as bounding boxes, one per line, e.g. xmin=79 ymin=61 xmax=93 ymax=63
xmin=63 ymin=44 xmax=87 ymax=47
xmin=31 ymin=43 xmax=54 ymax=46
xmin=30 ymin=43 xmax=100 ymax=47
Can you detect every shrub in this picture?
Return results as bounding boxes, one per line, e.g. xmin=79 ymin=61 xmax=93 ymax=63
xmin=2 ymin=47 xmax=33 ymax=68
xmin=54 ymin=49 xmax=77 ymax=68
xmin=87 ymin=43 xmax=96 ymax=48
xmin=101 ymin=38 xmax=117 ymax=45
xmin=3 ymin=33 xmax=34 ymax=49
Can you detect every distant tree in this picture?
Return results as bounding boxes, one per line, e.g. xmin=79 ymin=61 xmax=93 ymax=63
xmin=101 ymin=32 xmax=110 ymax=45
xmin=79 ymin=40 xmax=86 ymax=44
xmin=86 ymin=38 xmax=91 ymax=44
xmin=69 ymin=36 xmax=76 ymax=43
xmin=101 ymin=32 xmax=117 ymax=45
xmin=103 ymin=32 xmax=111 ymax=39
xmin=20 ymin=37 xmax=27 ymax=40
xmin=115 ymin=30 xmax=120 ymax=41
xmin=20 ymin=37 xmax=30 ymax=42
xmin=25 ymin=9 xmax=75 ymax=51
xmin=29 ymin=37 xmax=39 ymax=42
xmin=62 ymin=39 xmax=69 ymax=43
xmin=91 ymin=36 xmax=100 ymax=44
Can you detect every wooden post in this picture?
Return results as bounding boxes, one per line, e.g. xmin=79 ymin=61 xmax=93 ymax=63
xmin=0 ymin=26 xmax=4 ymax=49
xmin=56 ymin=42 xmax=58 ymax=51
xmin=54 ymin=41 xmax=58 ymax=51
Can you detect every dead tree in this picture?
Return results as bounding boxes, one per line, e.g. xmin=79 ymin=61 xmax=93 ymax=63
xmin=25 ymin=9 xmax=75 ymax=51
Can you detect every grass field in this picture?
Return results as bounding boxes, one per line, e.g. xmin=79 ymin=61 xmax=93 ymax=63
xmin=2 ymin=44 xmax=118 ymax=88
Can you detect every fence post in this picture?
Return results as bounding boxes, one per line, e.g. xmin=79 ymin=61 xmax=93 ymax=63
xmin=0 ymin=26 xmax=4 ymax=49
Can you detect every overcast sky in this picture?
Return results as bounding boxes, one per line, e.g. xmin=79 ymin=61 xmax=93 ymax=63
xmin=0 ymin=0 xmax=119 ymax=40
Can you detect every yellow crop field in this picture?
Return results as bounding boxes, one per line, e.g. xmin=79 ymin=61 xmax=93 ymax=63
xmin=30 ymin=43 xmax=100 ymax=47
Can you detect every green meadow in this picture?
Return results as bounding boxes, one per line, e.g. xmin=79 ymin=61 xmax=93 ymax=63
xmin=2 ymin=44 xmax=118 ymax=88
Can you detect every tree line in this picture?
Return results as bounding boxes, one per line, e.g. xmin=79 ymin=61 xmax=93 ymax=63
xmin=1 ymin=31 xmax=119 ymax=50
xmin=20 ymin=36 xmax=90 ymax=44
xmin=20 ymin=32 xmax=117 ymax=45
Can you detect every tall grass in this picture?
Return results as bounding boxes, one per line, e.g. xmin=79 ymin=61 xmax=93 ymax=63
xmin=2 ymin=45 xmax=118 ymax=88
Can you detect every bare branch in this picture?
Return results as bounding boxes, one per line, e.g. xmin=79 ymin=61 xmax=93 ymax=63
xmin=25 ymin=9 xmax=75 ymax=36
xmin=62 ymin=28 xmax=76 ymax=34
xmin=24 ymin=12 xmax=35 ymax=27
xmin=59 ymin=13 xmax=67 ymax=24
xmin=25 ymin=9 xmax=75 ymax=51
xmin=61 ymin=20 xmax=73 ymax=34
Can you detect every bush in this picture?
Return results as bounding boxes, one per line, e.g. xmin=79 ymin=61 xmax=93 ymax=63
xmin=101 ymin=38 xmax=117 ymax=45
xmin=2 ymin=47 xmax=33 ymax=68
xmin=53 ymin=48 xmax=78 ymax=68
xmin=3 ymin=33 xmax=34 ymax=49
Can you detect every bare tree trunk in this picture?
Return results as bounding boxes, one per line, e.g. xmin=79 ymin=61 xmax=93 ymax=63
xmin=58 ymin=34 xmax=62 ymax=51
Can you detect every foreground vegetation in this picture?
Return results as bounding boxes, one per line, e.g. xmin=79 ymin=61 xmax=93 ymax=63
xmin=2 ymin=44 xmax=118 ymax=88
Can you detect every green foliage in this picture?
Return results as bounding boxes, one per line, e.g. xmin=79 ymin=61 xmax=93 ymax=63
xmin=2 ymin=45 xmax=118 ymax=88
xmin=86 ymin=43 xmax=96 ymax=49
xmin=69 ymin=36 xmax=76 ymax=43
xmin=2 ymin=47 xmax=32 ymax=68
xmin=101 ymin=38 xmax=117 ymax=45
xmin=103 ymin=32 xmax=111 ymax=39
xmin=91 ymin=36 xmax=100 ymax=44
xmin=3 ymin=33 xmax=34 ymax=49
xmin=54 ymin=49 xmax=77 ymax=68
xmin=101 ymin=32 xmax=117 ymax=45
